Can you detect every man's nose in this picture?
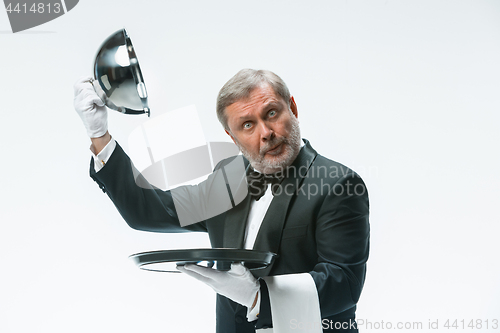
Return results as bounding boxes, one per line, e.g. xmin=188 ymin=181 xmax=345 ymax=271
xmin=258 ymin=121 xmax=274 ymax=141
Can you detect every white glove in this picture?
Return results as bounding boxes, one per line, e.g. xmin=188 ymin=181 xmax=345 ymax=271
xmin=177 ymin=263 xmax=260 ymax=309
xmin=73 ymin=76 xmax=108 ymax=138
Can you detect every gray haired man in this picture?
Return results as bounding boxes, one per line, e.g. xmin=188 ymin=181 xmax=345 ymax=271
xmin=74 ymin=69 xmax=369 ymax=332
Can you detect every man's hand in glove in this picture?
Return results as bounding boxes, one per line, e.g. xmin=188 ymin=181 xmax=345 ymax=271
xmin=177 ymin=263 xmax=260 ymax=310
xmin=73 ymin=76 xmax=108 ymax=139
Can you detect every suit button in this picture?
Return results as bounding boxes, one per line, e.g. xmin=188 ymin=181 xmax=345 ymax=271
xmin=235 ymin=315 xmax=244 ymax=323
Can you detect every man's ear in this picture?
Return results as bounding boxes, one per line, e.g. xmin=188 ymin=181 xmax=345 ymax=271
xmin=290 ymin=96 xmax=298 ymax=118
xmin=225 ymin=129 xmax=236 ymax=144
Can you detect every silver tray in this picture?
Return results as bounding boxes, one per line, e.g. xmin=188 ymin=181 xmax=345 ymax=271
xmin=129 ymin=248 xmax=277 ymax=273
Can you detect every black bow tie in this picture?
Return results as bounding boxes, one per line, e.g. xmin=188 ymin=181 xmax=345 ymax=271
xmin=247 ymin=170 xmax=284 ymax=201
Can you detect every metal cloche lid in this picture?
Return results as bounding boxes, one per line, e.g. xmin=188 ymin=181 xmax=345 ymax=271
xmin=93 ymin=28 xmax=150 ymax=116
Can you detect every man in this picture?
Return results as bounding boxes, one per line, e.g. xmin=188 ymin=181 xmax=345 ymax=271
xmin=74 ymin=69 xmax=370 ymax=332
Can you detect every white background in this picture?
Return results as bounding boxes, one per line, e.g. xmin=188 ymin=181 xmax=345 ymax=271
xmin=1 ymin=1 xmax=499 ymax=332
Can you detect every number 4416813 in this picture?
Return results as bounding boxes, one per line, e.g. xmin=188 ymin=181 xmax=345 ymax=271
xmin=5 ymin=3 xmax=62 ymax=14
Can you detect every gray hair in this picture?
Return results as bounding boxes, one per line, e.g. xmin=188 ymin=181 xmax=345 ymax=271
xmin=216 ymin=69 xmax=291 ymax=131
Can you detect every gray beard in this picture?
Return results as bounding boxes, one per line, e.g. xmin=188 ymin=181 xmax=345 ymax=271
xmin=234 ymin=116 xmax=301 ymax=175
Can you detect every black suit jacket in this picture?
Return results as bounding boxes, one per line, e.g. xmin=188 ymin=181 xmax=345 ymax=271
xmin=90 ymin=139 xmax=370 ymax=332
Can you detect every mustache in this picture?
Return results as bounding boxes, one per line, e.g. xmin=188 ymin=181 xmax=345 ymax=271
xmin=260 ymin=136 xmax=287 ymax=155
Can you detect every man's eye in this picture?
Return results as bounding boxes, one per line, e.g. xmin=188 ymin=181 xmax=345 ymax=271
xmin=269 ymin=110 xmax=277 ymax=117
xmin=243 ymin=123 xmax=252 ymax=129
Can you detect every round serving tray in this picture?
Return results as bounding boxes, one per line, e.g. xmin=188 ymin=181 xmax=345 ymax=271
xmin=129 ymin=248 xmax=277 ymax=273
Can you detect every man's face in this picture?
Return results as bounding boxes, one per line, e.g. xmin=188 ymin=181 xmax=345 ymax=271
xmin=225 ymin=84 xmax=301 ymax=174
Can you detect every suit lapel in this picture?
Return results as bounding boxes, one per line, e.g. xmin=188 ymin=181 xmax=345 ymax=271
xmin=222 ymin=159 xmax=252 ymax=249
xmin=252 ymin=140 xmax=318 ymax=277
xmin=222 ymin=193 xmax=252 ymax=248
xmin=222 ymin=157 xmax=251 ymax=249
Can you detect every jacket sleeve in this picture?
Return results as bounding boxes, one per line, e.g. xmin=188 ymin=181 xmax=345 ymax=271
xmin=309 ymin=172 xmax=370 ymax=317
xmin=89 ymin=142 xmax=207 ymax=233
xmin=253 ymin=172 xmax=369 ymax=329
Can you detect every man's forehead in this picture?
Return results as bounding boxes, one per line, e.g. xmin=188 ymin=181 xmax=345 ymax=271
xmin=231 ymin=84 xmax=284 ymax=109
